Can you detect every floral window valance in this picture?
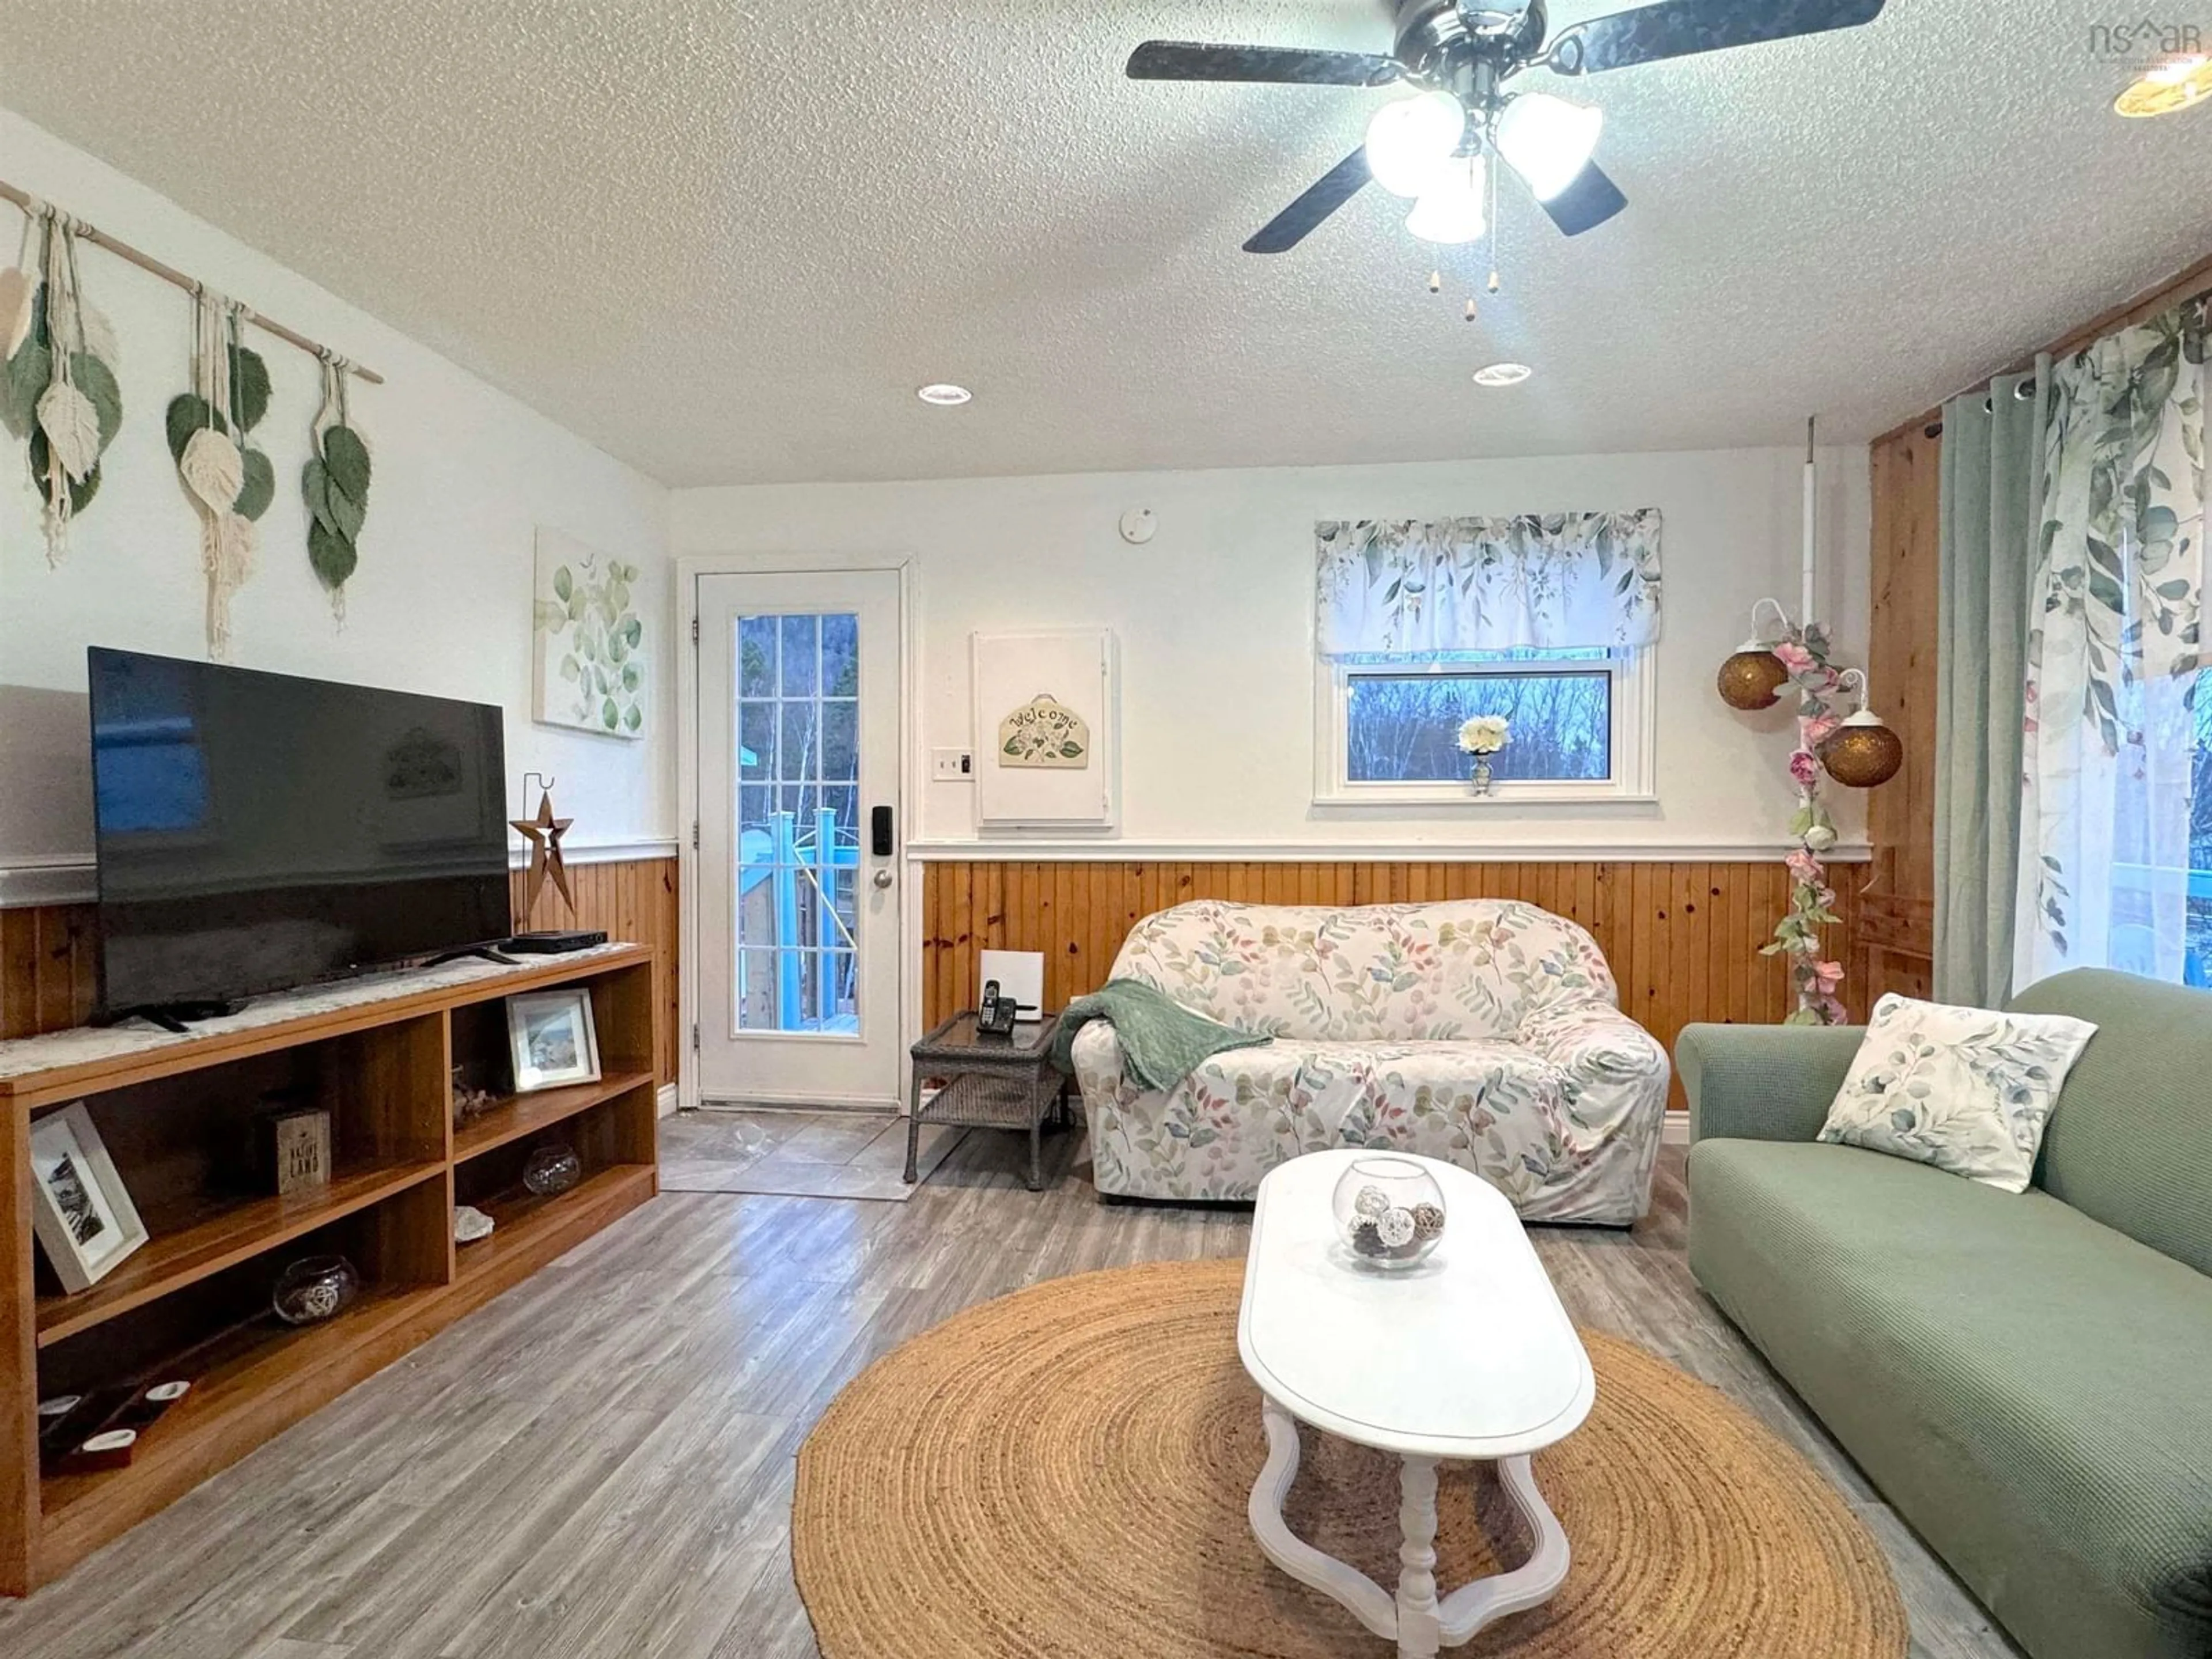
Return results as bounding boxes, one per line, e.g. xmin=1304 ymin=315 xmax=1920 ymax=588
xmin=1315 ymin=510 xmax=1664 ymax=658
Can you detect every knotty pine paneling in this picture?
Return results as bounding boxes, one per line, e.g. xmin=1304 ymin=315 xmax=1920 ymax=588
xmin=921 ymin=859 xmax=1862 ymax=1110
xmin=1861 ymin=422 xmax=1942 ymax=1001
xmin=512 ymin=856 xmax=682 ymax=1089
xmin=1 ymin=857 xmax=681 ymax=1088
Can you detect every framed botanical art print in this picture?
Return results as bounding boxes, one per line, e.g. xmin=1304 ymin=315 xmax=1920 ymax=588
xmin=506 ymin=988 xmax=603 ymax=1093
xmin=30 ymin=1102 xmax=149 ymax=1293
xmin=532 ymin=528 xmax=649 ymax=740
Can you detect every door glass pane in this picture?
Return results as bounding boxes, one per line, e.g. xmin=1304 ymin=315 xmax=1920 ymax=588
xmin=779 ymin=615 xmax=817 ymax=696
xmin=732 ymin=611 xmax=862 ymax=1035
xmin=822 ymin=613 xmax=859 ymax=696
xmin=739 ymin=617 xmax=778 ymax=698
xmin=739 ymin=702 xmax=774 ymax=778
xmin=778 ymin=702 xmax=818 ymax=780
xmin=821 ymin=700 xmax=858 ymax=782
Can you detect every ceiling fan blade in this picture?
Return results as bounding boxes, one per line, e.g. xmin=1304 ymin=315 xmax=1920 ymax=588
xmin=1244 ymin=149 xmax=1372 ymax=253
xmin=1537 ymin=161 xmax=1628 ymax=236
xmin=1126 ymin=40 xmax=1402 ymax=86
xmin=1551 ymin=0 xmax=1884 ymax=75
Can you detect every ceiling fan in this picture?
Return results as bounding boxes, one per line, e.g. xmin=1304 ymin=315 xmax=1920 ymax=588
xmin=1127 ymin=0 xmax=1886 ymax=253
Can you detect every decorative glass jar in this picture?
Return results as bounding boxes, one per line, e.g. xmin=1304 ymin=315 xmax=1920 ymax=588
xmin=1330 ymin=1156 xmax=1447 ymax=1268
xmin=522 ymin=1143 xmax=582 ymax=1196
xmin=272 ymin=1254 xmax=361 ymax=1325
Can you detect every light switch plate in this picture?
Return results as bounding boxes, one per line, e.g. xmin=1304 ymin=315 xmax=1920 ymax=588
xmin=931 ymin=748 xmax=974 ymax=781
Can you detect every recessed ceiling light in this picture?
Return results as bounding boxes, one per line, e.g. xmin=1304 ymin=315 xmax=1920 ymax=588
xmin=916 ymin=382 xmax=972 ymax=406
xmin=1472 ymin=362 xmax=1533 ymax=387
xmin=2115 ymin=54 xmax=2212 ymax=116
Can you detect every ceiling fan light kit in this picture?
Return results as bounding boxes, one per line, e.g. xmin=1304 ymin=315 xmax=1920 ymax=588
xmin=1493 ymin=92 xmax=1604 ymax=202
xmin=1124 ymin=0 xmax=1888 ymax=255
xmin=1364 ymin=90 xmax=1465 ymax=196
xmin=1405 ymin=154 xmax=1489 ymax=244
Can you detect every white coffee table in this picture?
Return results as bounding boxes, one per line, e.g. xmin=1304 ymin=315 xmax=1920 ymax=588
xmin=1237 ymin=1150 xmax=1594 ymax=1658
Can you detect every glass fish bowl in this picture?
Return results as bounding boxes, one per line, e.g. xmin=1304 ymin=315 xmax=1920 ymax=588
xmin=1330 ymin=1157 xmax=1447 ymax=1269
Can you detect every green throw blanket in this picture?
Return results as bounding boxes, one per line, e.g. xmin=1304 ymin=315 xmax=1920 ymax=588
xmin=1050 ymin=978 xmax=1272 ymax=1092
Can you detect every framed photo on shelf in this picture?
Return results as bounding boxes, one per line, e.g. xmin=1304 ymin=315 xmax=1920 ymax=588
xmin=30 ymin=1102 xmax=149 ymax=1293
xmin=506 ymin=988 xmax=601 ymax=1093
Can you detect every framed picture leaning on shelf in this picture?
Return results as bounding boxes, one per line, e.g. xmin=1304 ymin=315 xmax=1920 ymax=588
xmin=30 ymin=1103 xmax=150 ymax=1293
xmin=506 ymin=988 xmax=602 ymax=1093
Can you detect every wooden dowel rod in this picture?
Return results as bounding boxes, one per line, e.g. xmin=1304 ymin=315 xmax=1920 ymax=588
xmin=0 ymin=179 xmax=384 ymax=385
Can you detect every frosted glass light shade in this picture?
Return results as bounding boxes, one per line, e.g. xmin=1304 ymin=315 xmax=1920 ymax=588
xmin=1494 ymin=93 xmax=1603 ymax=202
xmin=1405 ymin=156 xmax=1486 ymax=244
xmin=1365 ymin=92 xmax=1466 ymax=197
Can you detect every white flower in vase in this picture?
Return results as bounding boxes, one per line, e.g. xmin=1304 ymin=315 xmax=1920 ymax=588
xmin=1456 ymin=715 xmax=1510 ymax=796
xmin=1456 ymin=715 xmax=1511 ymax=756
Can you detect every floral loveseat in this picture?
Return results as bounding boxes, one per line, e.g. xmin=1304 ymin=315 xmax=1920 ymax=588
xmin=1068 ymin=899 xmax=1671 ymax=1223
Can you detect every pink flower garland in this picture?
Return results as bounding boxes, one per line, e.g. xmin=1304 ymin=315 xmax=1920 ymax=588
xmin=1764 ymin=626 xmax=1849 ymax=1025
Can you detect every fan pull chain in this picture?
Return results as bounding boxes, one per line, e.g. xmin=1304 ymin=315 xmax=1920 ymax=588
xmin=1486 ymin=153 xmax=1502 ymax=296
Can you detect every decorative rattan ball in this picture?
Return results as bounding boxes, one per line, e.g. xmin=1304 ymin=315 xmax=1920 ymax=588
xmin=1821 ymin=718 xmax=1904 ymax=788
xmin=1717 ymin=649 xmax=1789 ymax=710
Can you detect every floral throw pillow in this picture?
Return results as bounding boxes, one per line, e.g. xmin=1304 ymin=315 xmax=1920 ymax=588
xmin=1817 ymin=993 xmax=2097 ymax=1192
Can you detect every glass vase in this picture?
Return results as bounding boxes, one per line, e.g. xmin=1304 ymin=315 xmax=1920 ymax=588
xmin=272 ymin=1255 xmax=361 ymax=1325
xmin=1331 ymin=1156 xmax=1447 ymax=1269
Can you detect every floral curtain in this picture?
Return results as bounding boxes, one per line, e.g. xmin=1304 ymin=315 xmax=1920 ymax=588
xmin=1316 ymin=511 xmax=1663 ymax=657
xmin=2016 ymin=298 xmax=2207 ymax=990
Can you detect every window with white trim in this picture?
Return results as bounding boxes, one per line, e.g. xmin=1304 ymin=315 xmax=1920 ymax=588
xmin=1315 ymin=646 xmax=1657 ymax=805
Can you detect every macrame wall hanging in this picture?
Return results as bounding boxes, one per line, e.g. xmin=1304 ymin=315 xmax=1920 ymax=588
xmin=302 ymin=349 xmax=372 ymax=620
xmin=3 ymin=179 xmax=388 ymax=643
xmin=166 ymin=289 xmax=273 ymax=656
xmin=2 ymin=204 xmax=124 ymax=563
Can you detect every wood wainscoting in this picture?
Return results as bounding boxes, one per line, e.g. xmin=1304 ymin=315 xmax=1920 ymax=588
xmin=920 ymin=859 xmax=1862 ymax=1109
xmin=0 ymin=857 xmax=681 ymax=1086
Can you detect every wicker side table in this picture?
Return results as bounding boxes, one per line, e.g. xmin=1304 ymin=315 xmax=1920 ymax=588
xmin=906 ymin=1012 xmax=1069 ymax=1191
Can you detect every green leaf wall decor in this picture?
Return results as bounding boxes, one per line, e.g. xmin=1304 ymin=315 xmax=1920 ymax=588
xmin=302 ymin=353 xmax=370 ymax=618
xmin=531 ymin=531 xmax=648 ymax=740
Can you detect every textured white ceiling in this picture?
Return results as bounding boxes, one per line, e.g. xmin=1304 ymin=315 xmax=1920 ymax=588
xmin=5 ymin=1 xmax=2210 ymax=486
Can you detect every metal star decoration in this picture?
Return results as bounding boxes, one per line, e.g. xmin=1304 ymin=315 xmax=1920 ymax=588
xmin=510 ymin=789 xmax=574 ymax=915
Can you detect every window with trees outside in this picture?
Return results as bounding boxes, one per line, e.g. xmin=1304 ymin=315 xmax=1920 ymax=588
xmin=1316 ymin=647 xmax=1655 ymax=805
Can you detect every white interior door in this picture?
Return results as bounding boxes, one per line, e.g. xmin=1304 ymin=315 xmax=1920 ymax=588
xmin=696 ymin=569 xmax=903 ymax=1106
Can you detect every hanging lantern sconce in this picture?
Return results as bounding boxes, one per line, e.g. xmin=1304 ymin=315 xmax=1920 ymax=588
xmin=1716 ymin=597 xmax=1793 ymax=711
xmin=1820 ymin=669 xmax=1904 ymax=789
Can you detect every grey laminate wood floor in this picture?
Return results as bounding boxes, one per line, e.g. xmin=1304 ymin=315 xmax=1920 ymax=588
xmin=0 ymin=1118 xmax=2020 ymax=1659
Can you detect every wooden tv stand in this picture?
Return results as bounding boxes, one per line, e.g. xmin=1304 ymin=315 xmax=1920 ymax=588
xmin=0 ymin=944 xmax=660 ymax=1596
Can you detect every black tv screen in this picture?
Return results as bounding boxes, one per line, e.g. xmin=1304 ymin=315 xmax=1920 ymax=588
xmin=89 ymin=647 xmax=514 ymax=1015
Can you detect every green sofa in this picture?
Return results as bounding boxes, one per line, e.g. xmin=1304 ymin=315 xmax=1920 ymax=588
xmin=1679 ymin=969 xmax=2212 ymax=1659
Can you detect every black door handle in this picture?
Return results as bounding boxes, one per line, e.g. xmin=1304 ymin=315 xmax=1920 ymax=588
xmin=870 ymin=804 xmax=894 ymax=857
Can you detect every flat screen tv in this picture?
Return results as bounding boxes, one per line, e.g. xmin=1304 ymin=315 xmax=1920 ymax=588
xmin=88 ymin=647 xmax=514 ymax=1017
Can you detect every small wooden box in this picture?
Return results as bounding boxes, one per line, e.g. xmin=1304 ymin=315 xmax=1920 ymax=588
xmin=266 ymin=1107 xmax=331 ymax=1196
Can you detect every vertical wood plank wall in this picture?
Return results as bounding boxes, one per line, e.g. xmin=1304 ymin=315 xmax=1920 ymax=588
xmin=921 ymin=859 xmax=1861 ymax=1109
xmin=0 ymin=857 xmax=681 ymax=1087
xmin=1861 ymin=422 xmax=1941 ymax=1002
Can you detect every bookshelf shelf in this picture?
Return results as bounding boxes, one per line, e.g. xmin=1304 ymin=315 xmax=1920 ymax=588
xmin=0 ymin=944 xmax=661 ymax=1596
xmin=453 ymin=1071 xmax=657 ymax=1164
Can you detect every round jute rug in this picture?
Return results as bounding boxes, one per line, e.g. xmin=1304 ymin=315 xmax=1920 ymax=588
xmin=793 ymin=1257 xmax=1907 ymax=1659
